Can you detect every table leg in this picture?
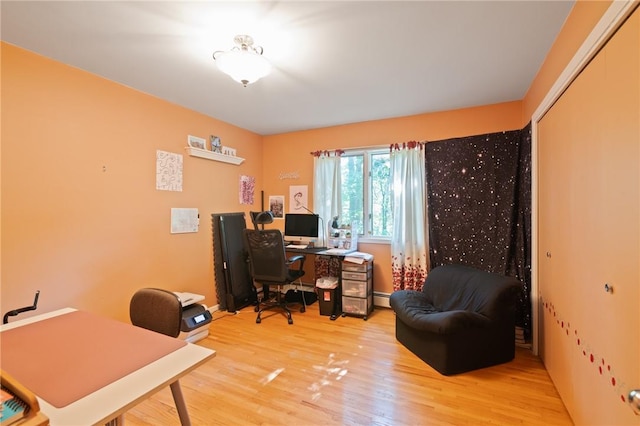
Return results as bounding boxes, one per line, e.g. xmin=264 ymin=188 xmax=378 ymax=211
xmin=104 ymin=415 xmax=123 ymax=426
xmin=170 ymin=380 xmax=191 ymax=426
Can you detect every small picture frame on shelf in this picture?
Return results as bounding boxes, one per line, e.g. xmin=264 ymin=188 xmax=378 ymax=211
xmin=222 ymin=146 xmax=236 ymax=157
xmin=210 ymin=135 xmax=222 ymax=153
xmin=187 ymin=135 xmax=206 ymax=150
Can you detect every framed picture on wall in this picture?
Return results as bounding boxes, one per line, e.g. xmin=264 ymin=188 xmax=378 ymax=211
xmin=187 ymin=135 xmax=206 ymax=150
xmin=269 ymin=195 xmax=285 ymax=219
xmin=289 ymin=185 xmax=308 ymax=213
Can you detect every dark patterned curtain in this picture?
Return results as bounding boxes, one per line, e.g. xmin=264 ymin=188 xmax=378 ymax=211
xmin=425 ymin=124 xmax=532 ymax=338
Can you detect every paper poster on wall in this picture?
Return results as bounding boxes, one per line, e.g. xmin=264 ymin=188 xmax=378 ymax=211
xmin=269 ymin=195 xmax=284 ymax=218
xmin=289 ymin=185 xmax=308 ymax=213
xmin=156 ymin=150 xmax=183 ymax=192
xmin=239 ymin=175 xmax=255 ymax=205
xmin=171 ymin=208 xmax=199 ymax=234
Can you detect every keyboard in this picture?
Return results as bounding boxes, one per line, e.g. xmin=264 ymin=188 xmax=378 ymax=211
xmin=287 ymin=244 xmax=308 ymax=249
xmin=322 ymin=248 xmax=357 ymax=255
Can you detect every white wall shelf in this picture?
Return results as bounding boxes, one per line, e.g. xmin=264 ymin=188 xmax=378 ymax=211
xmin=185 ymin=147 xmax=244 ymax=165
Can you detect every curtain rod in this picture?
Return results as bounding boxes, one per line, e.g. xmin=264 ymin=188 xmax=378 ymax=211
xmin=311 ymin=141 xmax=427 ymax=156
xmin=309 ymin=143 xmax=389 ymax=156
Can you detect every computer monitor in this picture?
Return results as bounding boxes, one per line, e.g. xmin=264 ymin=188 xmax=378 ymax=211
xmin=284 ymin=213 xmax=319 ymax=244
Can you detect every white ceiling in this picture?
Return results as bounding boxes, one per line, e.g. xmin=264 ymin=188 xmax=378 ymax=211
xmin=1 ymin=1 xmax=574 ymax=135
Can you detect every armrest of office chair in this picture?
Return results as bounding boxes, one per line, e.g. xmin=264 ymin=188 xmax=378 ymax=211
xmin=286 ymin=254 xmax=306 ymax=272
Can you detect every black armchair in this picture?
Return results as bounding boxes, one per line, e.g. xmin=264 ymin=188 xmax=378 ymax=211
xmin=389 ymin=264 xmax=523 ymax=375
xmin=243 ymin=228 xmax=307 ymax=324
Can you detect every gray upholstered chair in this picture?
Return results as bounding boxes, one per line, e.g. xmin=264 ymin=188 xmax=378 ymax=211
xmin=129 ymin=287 xmax=196 ymax=424
xmin=129 ymin=288 xmax=182 ymax=337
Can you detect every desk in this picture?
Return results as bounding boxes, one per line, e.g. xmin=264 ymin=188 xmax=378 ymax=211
xmin=285 ymin=247 xmax=365 ymax=285
xmin=0 ymin=308 xmax=215 ymax=425
xmin=285 ymin=248 xmax=374 ymax=319
xmin=285 ymin=246 xmax=339 ymax=288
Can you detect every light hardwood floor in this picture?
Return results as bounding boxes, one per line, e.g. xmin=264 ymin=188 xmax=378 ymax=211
xmin=125 ymin=302 xmax=572 ymax=425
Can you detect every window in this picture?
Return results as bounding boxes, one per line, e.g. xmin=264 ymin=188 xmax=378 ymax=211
xmin=340 ymin=149 xmax=392 ymax=239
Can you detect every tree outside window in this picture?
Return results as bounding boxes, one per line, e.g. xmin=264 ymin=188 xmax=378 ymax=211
xmin=340 ymin=150 xmax=392 ymax=239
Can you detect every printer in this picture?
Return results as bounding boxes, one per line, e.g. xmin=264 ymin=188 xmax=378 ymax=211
xmin=173 ymin=292 xmax=212 ymax=343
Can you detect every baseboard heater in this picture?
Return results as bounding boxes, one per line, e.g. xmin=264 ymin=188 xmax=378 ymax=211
xmin=373 ymin=291 xmax=390 ymax=308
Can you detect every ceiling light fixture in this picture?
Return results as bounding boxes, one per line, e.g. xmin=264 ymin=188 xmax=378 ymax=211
xmin=213 ymin=35 xmax=271 ymax=87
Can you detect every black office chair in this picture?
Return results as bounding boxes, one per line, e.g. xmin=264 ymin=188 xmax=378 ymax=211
xmin=243 ymin=227 xmax=306 ymax=325
xmin=250 ymin=210 xmax=271 ymax=230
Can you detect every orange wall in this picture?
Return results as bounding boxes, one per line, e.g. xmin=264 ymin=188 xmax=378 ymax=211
xmin=263 ymin=102 xmax=524 ymax=295
xmin=1 ymin=43 xmax=263 ymax=323
xmin=523 ymin=0 xmax=612 ymax=120
xmin=531 ymin=0 xmax=638 ymax=423
xmin=537 ymin=7 xmax=638 ymax=423
xmin=0 ymin=44 xmax=524 ymax=321
xmin=1 ymin=0 xmax=616 ymax=322
xmin=260 ymin=0 xmax=618 ymax=300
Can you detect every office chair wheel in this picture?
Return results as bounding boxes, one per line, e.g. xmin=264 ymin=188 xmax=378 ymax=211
xmin=288 ymin=317 xmax=293 ymax=325
xmin=256 ymin=317 xmax=261 ymax=324
xmin=300 ymin=307 xmax=306 ymax=313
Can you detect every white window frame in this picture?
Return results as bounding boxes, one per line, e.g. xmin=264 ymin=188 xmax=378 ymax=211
xmin=341 ymin=147 xmax=391 ymax=245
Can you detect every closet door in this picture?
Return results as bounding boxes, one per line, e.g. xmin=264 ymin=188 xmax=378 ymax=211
xmin=538 ymin=8 xmax=639 ymax=424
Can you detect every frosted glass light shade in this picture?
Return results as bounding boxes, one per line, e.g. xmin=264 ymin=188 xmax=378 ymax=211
xmin=215 ymin=50 xmax=271 ymax=86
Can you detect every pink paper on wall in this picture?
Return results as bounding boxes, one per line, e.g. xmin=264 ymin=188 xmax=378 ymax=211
xmin=239 ymin=175 xmax=255 ymax=204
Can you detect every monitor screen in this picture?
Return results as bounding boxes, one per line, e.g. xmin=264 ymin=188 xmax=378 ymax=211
xmin=284 ymin=213 xmax=319 ymax=241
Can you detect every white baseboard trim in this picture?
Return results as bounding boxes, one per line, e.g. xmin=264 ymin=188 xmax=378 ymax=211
xmin=208 ymin=293 xmax=391 ymax=313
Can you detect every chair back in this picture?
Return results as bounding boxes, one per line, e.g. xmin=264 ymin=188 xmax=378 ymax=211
xmin=249 ymin=211 xmax=274 ymax=230
xmin=243 ymin=229 xmax=288 ymax=283
xmin=130 ymin=288 xmax=182 ymax=337
xmin=424 ymin=264 xmax=522 ymax=320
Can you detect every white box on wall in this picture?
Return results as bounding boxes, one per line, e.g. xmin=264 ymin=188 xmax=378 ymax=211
xmin=171 ymin=208 xmax=199 ymax=233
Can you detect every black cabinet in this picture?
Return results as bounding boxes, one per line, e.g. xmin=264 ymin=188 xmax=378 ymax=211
xmin=211 ymin=213 xmax=255 ymax=311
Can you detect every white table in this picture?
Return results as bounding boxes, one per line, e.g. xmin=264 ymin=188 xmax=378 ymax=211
xmin=0 ymin=308 xmax=216 ymax=425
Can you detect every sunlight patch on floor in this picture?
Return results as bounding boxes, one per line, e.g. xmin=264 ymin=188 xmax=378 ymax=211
xmin=308 ymin=353 xmax=349 ymax=401
xmin=259 ymin=367 xmax=285 ymax=385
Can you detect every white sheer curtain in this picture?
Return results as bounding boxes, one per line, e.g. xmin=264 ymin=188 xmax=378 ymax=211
xmin=391 ymin=142 xmax=429 ymax=291
xmin=313 ymin=151 xmax=342 ymax=248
